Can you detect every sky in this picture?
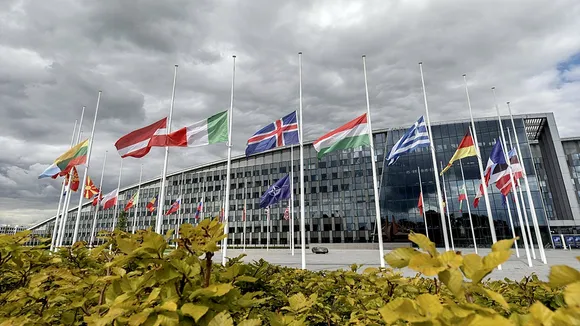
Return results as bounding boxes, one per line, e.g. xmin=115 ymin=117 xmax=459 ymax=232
xmin=1 ymin=0 xmax=580 ymax=226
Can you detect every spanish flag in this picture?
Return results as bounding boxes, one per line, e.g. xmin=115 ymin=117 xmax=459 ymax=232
xmin=440 ymin=131 xmax=477 ymax=175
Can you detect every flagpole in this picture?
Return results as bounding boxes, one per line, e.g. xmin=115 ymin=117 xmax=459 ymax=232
xmin=492 ymin=87 xmax=532 ymax=267
xmin=57 ymin=106 xmax=86 ymax=248
xmin=111 ymin=159 xmax=124 ymax=231
xmin=459 ymin=159 xmax=478 ymax=254
xmin=50 ymin=119 xmax=78 ymax=251
xmin=266 ymin=208 xmax=270 ymax=251
xmin=507 ymin=128 xmax=535 ymax=258
xmin=507 ymin=102 xmax=547 ymax=264
xmin=502 ymin=191 xmax=520 ymax=257
xmin=418 ymin=166 xmax=429 ymax=238
xmin=89 ymin=151 xmax=107 ymax=247
xmin=419 ymin=63 xmax=450 ymax=251
xmin=361 ymin=55 xmax=386 ymax=267
xmin=298 ymin=52 xmax=306 ymax=269
xmin=440 ymin=161 xmax=455 ymax=251
xmin=220 ymin=55 xmax=236 ymax=266
xmin=156 ymin=65 xmax=178 ymax=235
xmin=131 ymin=164 xmax=143 ymax=234
xmin=290 ymin=145 xmax=295 ymax=255
xmin=72 ymin=92 xmax=102 ymax=244
xmin=243 ymin=198 xmax=246 ymax=252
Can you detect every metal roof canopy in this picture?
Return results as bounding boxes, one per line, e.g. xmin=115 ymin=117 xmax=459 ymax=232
xmin=524 ymin=117 xmax=547 ymax=141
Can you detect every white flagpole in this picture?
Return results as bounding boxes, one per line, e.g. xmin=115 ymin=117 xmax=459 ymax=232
xmin=243 ymin=198 xmax=246 ymax=252
xmin=362 ymin=55 xmax=385 ymax=267
xmin=221 ymin=55 xmax=236 ymax=266
xmin=418 ymin=166 xmax=428 ymax=238
xmin=462 ymin=75 xmax=499 ymax=252
xmin=50 ymin=119 xmax=77 ymax=251
xmin=290 ymin=145 xmax=295 ymax=256
xmin=156 ymin=65 xmax=178 ymax=234
xmin=72 ymin=91 xmax=102 ymax=244
xmin=419 ymin=63 xmax=450 ymax=251
xmin=507 ymin=102 xmax=547 ymax=264
xmin=131 ymin=164 xmax=143 ymax=234
xmin=507 ymin=127 xmax=535 ymax=259
xmin=266 ymin=208 xmax=270 ymax=251
xmin=89 ymin=151 xmax=107 ymax=247
xmin=298 ymin=52 xmax=306 ymax=269
xmin=504 ymin=189 xmax=520 ymax=257
xmin=440 ymin=161 xmax=455 ymax=251
xmin=459 ymin=159 xmax=478 ymax=254
xmin=111 ymin=159 xmax=124 ymax=231
xmin=492 ymin=87 xmax=532 ymax=267
xmin=56 ymin=106 xmax=86 ymax=248
xmin=175 ymin=173 xmax=185 ymax=240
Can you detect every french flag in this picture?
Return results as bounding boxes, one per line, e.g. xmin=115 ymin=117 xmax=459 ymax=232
xmin=165 ymin=197 xmax=181 ymax=215
xmin=194 ymin=201 xmax=203 ymax=220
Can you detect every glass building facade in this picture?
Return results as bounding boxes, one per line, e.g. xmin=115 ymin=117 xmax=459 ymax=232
xmin=32 ymin=115 xmax=564 ymax=248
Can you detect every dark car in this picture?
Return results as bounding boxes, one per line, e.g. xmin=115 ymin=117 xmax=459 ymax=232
xmin=311 ymin=247 xmax=329 ymax=254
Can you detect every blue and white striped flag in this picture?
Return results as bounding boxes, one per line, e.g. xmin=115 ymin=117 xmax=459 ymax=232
xmin=386 ymin=116 xmax=430 ymax=165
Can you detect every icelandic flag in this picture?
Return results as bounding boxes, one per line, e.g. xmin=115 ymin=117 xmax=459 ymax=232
xmin=165 ymin=197 xmax=181 ymax=215
xmin=194 ymin=201 xmax=203 ymax=220
xmin=245 ymin=111 xmax=299 ymax=157
xmin=386 ymin=116 xmax=430 ymax=165
xmin=260 ymin=174 xmax=291 ymax=208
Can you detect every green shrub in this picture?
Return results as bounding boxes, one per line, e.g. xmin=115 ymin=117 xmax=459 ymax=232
xmin=0 ymin=220 xmax=578 ymax=325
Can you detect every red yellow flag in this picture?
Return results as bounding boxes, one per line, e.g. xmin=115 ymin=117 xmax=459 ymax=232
xmin=70 ymin=167 xmax=80 ymax=192
xmin=440 ymin=131 xmax=477 ymax=175
xmin=84 ymin=176 xmax=99 ymax=199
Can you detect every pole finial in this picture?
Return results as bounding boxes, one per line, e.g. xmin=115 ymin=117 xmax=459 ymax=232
xmin=418 ymin=61 xmax=423 ymax=65
xmin=491 ymin=86 xmax=496 ymax=90
xmin=298 ymin=51 xmax=302 ymax=55
xmin=462 ymin=74 xmax=466 ymax=77
xmin=232 ymin=55 xmax=236 ymax=58
xmin=362 ymin=54 xmax=366 ymax=58
xmin=506 ymin=101 xmax=510 ymax=105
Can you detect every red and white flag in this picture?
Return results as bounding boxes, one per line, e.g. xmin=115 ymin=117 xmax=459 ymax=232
xmin=283 ymin=206 xmax=290 ymax=220
xmin=101 ymin=189 xmax=118 ymax=210
xmin=114 ymin=118 xmax=167 ymax=158
xmin=166 ymin=197 xmax=181 ymax=215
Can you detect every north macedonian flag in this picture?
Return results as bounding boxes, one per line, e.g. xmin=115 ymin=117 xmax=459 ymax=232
xmin=440 ymin=131 xmax=477 ymax=175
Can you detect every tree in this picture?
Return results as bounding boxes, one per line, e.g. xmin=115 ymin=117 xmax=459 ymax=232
xmin=117 ymin=211 xmax=128 ymax=231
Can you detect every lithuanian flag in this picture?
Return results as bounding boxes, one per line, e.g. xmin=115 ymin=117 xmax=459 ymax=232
xmin=38 ymin=139 xmax=90 ymax=179
xmin=440 ymin=132 xmax=477 ymax=175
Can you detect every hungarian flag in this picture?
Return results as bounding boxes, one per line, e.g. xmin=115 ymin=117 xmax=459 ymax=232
xmin=115 ymin=118 xmax=167 ymax=158
xmin=39 ymin=139 xmax=89 ymax=179
xmin=194 ymin=201 xmax=203 ymax=220
xmin=165 ymin=198 xmax=181 ymax=215
xmin=146 ymin=196 xmax=158 ymax=212
xmin=418 ymin=192 xmax=424 ymax=215
xmin=458 ymin=184 xmax=467 ymax=212
xmin=283 ymin=206 xmax=290 ymax=220
xmin=101 ymin=189 xmax=118 ymax=210
xmin=313 ymin=113 xmax=370 ymax=159
xmin=92 ymin=193 xmax=102 ymax=206
xmin=166 ymin=111 xmax=228 ymax=148
xmin=83 ymin=176 xmax=99 ymax=199
xmin=124 ymin=191 xmax=139 ymax=212
xmin=440 ymin=131 xmax=477 ymax=174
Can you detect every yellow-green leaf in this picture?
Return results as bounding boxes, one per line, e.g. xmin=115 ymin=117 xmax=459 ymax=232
xmin=549 ymin=265 xmax=580 ymax=288
xmin=473 ymin=285 xmax=510 ymax=310
xmin=409 ymin=232 xmax=438 ymax=257
xmin=408 ymin=252 xmax=446 ymax=276
xmin=181 ymin=303 xmax=208 ymax=322
xmin=464 ymin=314 xmax=514 ymax=326
xmin=158 ymin=301 xmax=177 ymax=312
xmin=438 ymin=269 xmax=464 ymax=299
xmin=482 ymin=251 xmax=511 ymax=270
xmin=208 ymin=311 xmax=233 ymax=326
xmin=438 ymin=251 xmax=463 ymax=269
xmin=129 ymin=310 xmax=151 ymax=326
xmin=385 ymin=247 xmax=418 ymax=268
xmin=461 ymin=254 xmax=483 ymax=279
xmin=238 ymin=319 xmax=262 ymax=326
xmin=415 ymin=293 xmax=443 ymax=317
xmin=564 ymin=281 xmax=580 ymax=307
xmin=491 ymin=238 xmax=517 ymax=252
xmin=529 ymin=301 xmax=554 ymax=325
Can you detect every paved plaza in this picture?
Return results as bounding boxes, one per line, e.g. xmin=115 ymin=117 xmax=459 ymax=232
xmin=215 ymin=247 xmax=580 ymax=281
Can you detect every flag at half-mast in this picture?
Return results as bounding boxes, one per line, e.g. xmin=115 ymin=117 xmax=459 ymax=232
xmin=101 ymin=189 xmax=118 ymax=210
xmin=473 ymin=140 xmax=510 ymax=207
xmin=440 ymin=131 xmax=477 ymax=175
xmin=38 ymin=139 xmax=90 ymax=178
xmin=418 ymin=192 xmax=424 ymax=215
xmin=166 ymin=197 xmax=181 ymax=215
xmin=69 ymin=167 xmax=80 ymax=191
xmin=83 ymin=176 xmax=99 ymax=199
xmin=313 ymin=113 xmax=370 ymax=159
xmin=146 ymin=196 xmax=158 ymax=212
xmin=194 ymin=201 xmax=203 ymax=220
xmin=386 ymin=116 xmax=430 ymax=165
xmin=115 ymin=118 xmax=167 ymax=158
xmin=458 ymin=184 xmax=467 ymax=212
xmin=246 ymin=111 xmax=299 ymax=157
xmin=124 ymin=191 xmax=139 ymax=212
xmin=166 ymin=111 xmax=228 ymax=148
xmin=242 ymin=199 xmax=246 ymax=221
xmin=283 ymin=206 xmax=290 ymax=220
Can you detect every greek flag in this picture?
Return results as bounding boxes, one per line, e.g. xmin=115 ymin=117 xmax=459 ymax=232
xmin=386 ymin=116 xmax=430 ymax=165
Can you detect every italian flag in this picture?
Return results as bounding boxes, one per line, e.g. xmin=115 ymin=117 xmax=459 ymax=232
xmin=313 ymin=113 xmax=370 ymax=159
xmin=440 ymin=131 xmax=477 ymax=175
xmin=166 ymin=111 xmax=228 ymax=147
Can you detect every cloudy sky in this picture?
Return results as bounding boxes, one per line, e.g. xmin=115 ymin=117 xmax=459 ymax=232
xmin=1 ymin=0 xmax=580 ymax=226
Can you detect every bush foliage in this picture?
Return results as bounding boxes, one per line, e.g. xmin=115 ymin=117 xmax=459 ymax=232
xmin=0 ymin=220 xmax=578 ymax=325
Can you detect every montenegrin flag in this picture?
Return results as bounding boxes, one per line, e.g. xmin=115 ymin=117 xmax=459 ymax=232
xmin=440 ymin=131 xmax=477 ymax=175
xmin=38 ymin=139 xmax=90 ymax=179
xmin=313 ymin=113 xmax=370 ymax=159
xmin=166 ymin=111 xmax=228 ymax=148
